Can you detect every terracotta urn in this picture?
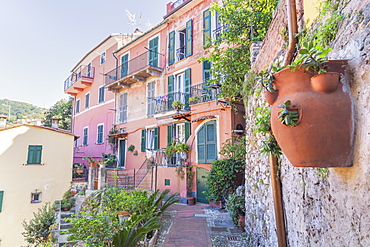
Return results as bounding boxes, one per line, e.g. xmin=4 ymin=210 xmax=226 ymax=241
xmin=265 ymin=60 xmax=354 ymax=167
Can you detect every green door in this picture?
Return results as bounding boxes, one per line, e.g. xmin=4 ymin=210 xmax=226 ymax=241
xmin=119 ymin=139 xmax=126 ymax=167
xmin=196 ymin=167 xmax=209 ymax=203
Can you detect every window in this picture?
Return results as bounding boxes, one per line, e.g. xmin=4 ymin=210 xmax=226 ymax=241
xmin=168 ymin=19 xmax=193 ymax=65
xmin=87 ymin=63 xmax=92 ymax=78
xmin=98 ymin=86 xmax=105 ymax=103
xmin=149 ymin=37 xmax=159 ymax=67
xmin=141 ymin=127 xmax=159 ymax=151
xmin=119 ymin=92 xmax=128 ymax=123
xmin=147 ymin=81 xmax=156 ymax=117
xmin=165 ymin=179 xmax=170 ymax=186
xmin=83 ymin=127 xmax=88 ymax=146
xmin=31 ymin=192 xmax=41 ymax=203
xmin=97 ymin=124 xmax=104 ymax=144
xmin=0 ymin=191 xmax=4 ymax=212
xmin=167 ymin=123 xmax=191 ymax=144
xmin=100 ymin=52 xmax=106 ymax=64
xmin=203 ymin=9 xmax=222 ymax=45
xmin=197 ymin=120 xmax=217 ymax=164
xmin=85 ymin=93 xmax=90 ymax=109
xmin=75 ymin=99 xmax=80 ymax=113
xmin=121 ymin=53 xmax=129 ymax=77
xmin=168 ymin=68 xmax=191 ymax=110
xmin=27 ymin=145 xmax=42 ymax=164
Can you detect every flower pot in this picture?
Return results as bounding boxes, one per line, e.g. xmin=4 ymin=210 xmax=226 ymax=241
xmin=311 ymin=72 xmax=340 ymax=93
xmin=264 ymin=90 xmax=278 ymax=105
xmin=238 ymin=215 xmax=246 ymax=232
xmin=209 ymin=200 xmax=225 ymax=209
xmin=61 ymin=206 xmax=70 ymax=211
xmin=76 ymin=169 xmax=84 ymax=173
xmin=267 ymin=62 xmax=354 ymax=167
xmin=187 ymin=197 xmax=195 ymax=206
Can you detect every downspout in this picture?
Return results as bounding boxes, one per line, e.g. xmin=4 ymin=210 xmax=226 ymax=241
xmin=270 ymin=0 xmax=298 ymax=246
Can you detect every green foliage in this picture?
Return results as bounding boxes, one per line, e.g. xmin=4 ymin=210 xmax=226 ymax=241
xmin=261 ymin=135 xmax=282 ymax=157
xmin=171 ymin=100 xmax=185 ymax=110
xmin=21 ymin=203 xmax=56 ymax=246
xmin=205 ymin=159 xmax=243 ymax=202
xmin=201 ymin=0 xmax=279 ymax=102
xmin=219 ymin=134 xmax=246 ymax=162
xmin=277 ymin=100 xmax=299 ymax=126
xmin=67 ymin=188 xmax=179 ymax=246
xmin=61 ymin=188 xmax=76 ymax=209
xmin=165 ymin=141 xmax=191 ymax=157
xmin=42 ymin=98 xmax=72 ymax=130
xmin=225 ymin=193 xmax=246 ymax=226
xmin=127 ymin=145 xmax=135 ymax=152
xmin=0 ymin=99 xmax=46 ymax=123
xmin=315 ymin=168 xmax=329 ymax=178
xmin=188 ymin=96 xmax=200 ymax=104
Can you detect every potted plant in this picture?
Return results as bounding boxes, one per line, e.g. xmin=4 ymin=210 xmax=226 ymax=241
xmin=60 ymin=189 xmax=76 ymax=211
xmin=82 ymin=155 xmax=98 ymax=167
xmin=188 ymin=96 xmax=200 ymax=104
xmin=171 ymin=100 xmax=185 ymax=111
xmin=101 ymin=153 xmax=117 ymax=168
xmin=127 ymin=145 xmax=135 ymax=152
xmin=225 ymin=190 xmax=245 ymax=231
xmin=186 ymin=166 xmax=196 ymax=206
xmin=265 ymin=41 xmax=353 ymax=167
xmin=175 ymin=142 xmax=191 ymax=153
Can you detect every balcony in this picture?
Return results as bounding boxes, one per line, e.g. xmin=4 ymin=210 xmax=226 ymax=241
xmin=189 ymin=82 xmax=218 ymax=105
xmin=64 ymin=65 xmax=95 ymax=95
xmin=154 ymin=92 xmax=190 ymax=119
xmin=105 ymin=51 xmax=163 ymax=90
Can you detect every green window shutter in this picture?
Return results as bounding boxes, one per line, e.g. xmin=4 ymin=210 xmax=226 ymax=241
xmin=197 ymin=125 xmax=205 ymax=164
xmin=206 ymin=121 xmax=217 ymax=163
xmin=149 ymin=37 xmax=159 ymax=67
xmin=185 ymin=122 xmax=191 ymax=141
xmin=203 ymin=61 xmax=212 ymax=82
xmin=203 ymin=9 xmax=211 ymax=45
xmin=185 ymin=19 xmax=193 ymax=57
xmin=35 ymin=146 xmax=42 ymax=164
xmin=121 ymin=54 xmax=129 ymax=77
xmin=184 ymin=68 xmax=191 ymax=110
xmin=0 ymin=191 xmax=3 ymax=212
xmin=167 ymin=124 xmax=173 ymax=145
xmin=168 ymin=75 xmax=174 ymax=111
xmin=27 ymin=145 xmax=34 ymax=164
xmin=168 ymin=31 xmax=175 ymax=65
xmin=27 ymin=145 xmax=42 ymax=164
xmin=141 ymin=129 xmax=146 ymax=152
xmin=154 ymin=127 xmax=159 ymax=150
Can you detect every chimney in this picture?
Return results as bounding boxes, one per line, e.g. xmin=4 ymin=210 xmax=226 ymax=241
xmin=0 ymin=115 xmax=7 ymax=128
xmin=51 ymin=118 xmax=60 ymax=129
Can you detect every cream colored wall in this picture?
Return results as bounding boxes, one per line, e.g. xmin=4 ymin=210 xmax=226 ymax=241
xmin=0 ymin=126 xmax=74 ymax=247
xmin=304 ymin=0 xmax=321 ymax=27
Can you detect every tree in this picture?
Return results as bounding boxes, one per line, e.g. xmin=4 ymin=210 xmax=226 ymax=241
xmin=201 ymin=0 xmax=279 ymax=103
xmin=43 ymin=98 xmax=72 ymax=130
xmin=21 ymin=203 xmax=56 ymax=246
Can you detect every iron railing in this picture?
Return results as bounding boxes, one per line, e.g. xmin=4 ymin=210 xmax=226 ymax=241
xmin=154 ymin=92 xmax=190 ymax=114
xmin=105 ymin=51 xmax=162 ymax=86
xmin=176 ymin=46 xmax=185 ymax=61
xmin=64 ymin=65 xmax=95 ymax=91
xmin=213 ymin=24 xmax=228 ymax=40
xmin=189 ymin=82 xmax=218 ymax=105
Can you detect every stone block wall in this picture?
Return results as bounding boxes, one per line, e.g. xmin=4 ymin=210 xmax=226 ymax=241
xmin=244 ymin=0 xmax=370 ymax=246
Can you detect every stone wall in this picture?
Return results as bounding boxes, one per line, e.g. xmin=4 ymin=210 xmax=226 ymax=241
xmin=244 ymin=0 xmax=370 ymax=246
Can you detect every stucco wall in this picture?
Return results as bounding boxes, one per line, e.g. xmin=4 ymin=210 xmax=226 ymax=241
xmin=0 ymin=126 xmax=74 ymax=247
xmin=244 ymin=0 xmax=370 ymax=246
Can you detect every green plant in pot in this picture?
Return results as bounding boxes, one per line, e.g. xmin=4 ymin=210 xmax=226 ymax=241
xmin=225 ymin=193 xmax=246 ymax=227
xmin=172 ymin=100 xmax=185 ymax=110
xmin=277 ymin=100 xmax=299 ymax=126
xmin=127 ymin=144 xmax=135 ymax=152
xmin=188 ymin=96 xmax=200 ymax=104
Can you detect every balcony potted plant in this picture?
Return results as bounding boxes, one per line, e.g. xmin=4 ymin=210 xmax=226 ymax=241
xmin=188 ymin=96 xmax=200 ymax=104
xmin=265 ymin=41 xmax=353 ymax=167
xmin=172 ymin=100 xmax=185 ymax=111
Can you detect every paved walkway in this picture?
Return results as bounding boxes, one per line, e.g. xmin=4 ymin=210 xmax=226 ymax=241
xmin=161 ymin=203 xmax=246 ymax=247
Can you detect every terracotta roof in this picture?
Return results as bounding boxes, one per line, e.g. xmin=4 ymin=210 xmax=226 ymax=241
xmin=0 ymin=124 xmax=78 ymax=139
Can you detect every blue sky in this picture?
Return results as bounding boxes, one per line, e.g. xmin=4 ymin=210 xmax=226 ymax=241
xmin=0 ymin=0 xmax=169 ymax=108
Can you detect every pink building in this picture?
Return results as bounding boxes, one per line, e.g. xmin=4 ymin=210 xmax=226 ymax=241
xmin=64 ymin=33 xmax=141 ymax=167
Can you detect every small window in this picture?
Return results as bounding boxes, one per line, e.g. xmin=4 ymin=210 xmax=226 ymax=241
xmin=100 ymin=52 xmax=106 ymax=64
xmin=27 ymin=145 xmax=42 ymax=164
xmin=0 ymin=191 xmax=4 ymax=212
xmin=85 ymin=93 xmax=90 ymax=109
xmin=31 ymin=192 xmax=41 ymax=203
xmin=76 ymin=99 xmax=80 ymax=113
xmin=98 ymin=86 xmax=105 ymax=103
xmin=97 ymin=124 xmax=104 ymax=144
xmin=83 ymin=127 xmax=88 ymax=146
xmin=165 ymin=179 xmax=170 ymax=186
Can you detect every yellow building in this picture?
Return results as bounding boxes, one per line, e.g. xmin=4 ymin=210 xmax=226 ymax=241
xmin=0 ymin=124 xmax=75 ymax=247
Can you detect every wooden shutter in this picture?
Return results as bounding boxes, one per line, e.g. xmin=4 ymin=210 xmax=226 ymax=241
xmin=121 ymin=54 xmax=129 ymax=77
xmin=168 ymin=75 xmax=174 ymax=111
xmin=27 ymin=145 xmax=42 ymax=164
xmin=0 ymin=191 xmax=3 ymax=212
xmin=185 ymin=19 xmax=193 ymax=57
xmin=167 ymin=124 xmax=173 ymax=145
xmin=203 ymin=61 xmax=212 ymax=82
xmin=197 ymin=125 xmax=205 ymax=164
xmin=184 ymin=68 xmax=191 ymax=109
xmin=141 ymin=129 xmax=146 ymax=152
xmin=206 ymin=121 xmax=217 ymax=162
xmin=149 ymin=37 xmax=159 ymax=67
xmin=203 ymin=9 xmax=211 ymax=45
xmin=168 ymin=31 xmax=175 ymax=65
xmin=185 ymin=122 xmax=191 ymax=141
xmin=154 ymin=127 xmax=159 ymax=150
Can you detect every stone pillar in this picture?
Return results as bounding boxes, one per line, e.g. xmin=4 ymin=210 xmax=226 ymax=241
xmin=88 ymin=167 xmax=94 ymax=190
xmin=98 ymin=164 xmax=106 ymax=190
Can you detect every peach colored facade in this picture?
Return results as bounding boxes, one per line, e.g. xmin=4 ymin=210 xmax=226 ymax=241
xmin=105 ymin=0 xmax=245 ymax=203
xmin=64 ymin=34 xmax=141 ymax=166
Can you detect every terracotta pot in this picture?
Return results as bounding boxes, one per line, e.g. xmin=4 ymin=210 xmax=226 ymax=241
xmin=311 ymin=72 xmax=340 ymax=93
xmin=267 ymin=62 xmax=353 ymax=167
xmin=209 ymin=200 xmax=225 ymax=209
xmin=238 ymin=215 xmax=246 ymax=232
xmin=187 ymin=197 xmax=195 ymax=206
xmin=264 ymin=90 xmax=278 ymax=105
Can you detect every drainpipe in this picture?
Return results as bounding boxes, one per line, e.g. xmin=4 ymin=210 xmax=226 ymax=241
xmin=270 ymin=1 xmax=298 ymax=246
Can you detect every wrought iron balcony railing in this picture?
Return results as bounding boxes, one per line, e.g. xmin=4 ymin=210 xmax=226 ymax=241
xmin=189 ymin=82 xmax=218 ymax=105
xmin=105 ymin=51 xmax=163 ymax=87
xmin=154 ymin=92 xmax=190 ymax=114
xmin=64 ymin=65 xmax=95 ymax=91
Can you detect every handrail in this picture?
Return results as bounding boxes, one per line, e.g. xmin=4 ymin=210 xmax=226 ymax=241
xmin=134 ymin=158 xmax=152 ymax=187
xmin=64 ymin=65 xmax=95 ymax=91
